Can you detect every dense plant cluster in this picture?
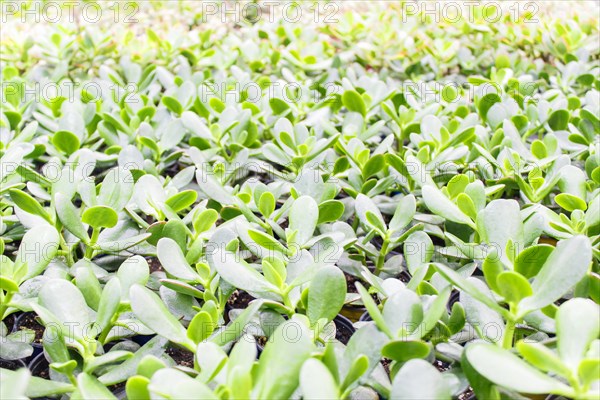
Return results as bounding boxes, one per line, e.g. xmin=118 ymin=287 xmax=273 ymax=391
xmin=1 ymin=2 xmax=599 ymax=399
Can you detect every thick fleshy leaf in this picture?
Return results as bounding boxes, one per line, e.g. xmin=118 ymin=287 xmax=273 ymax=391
xmin=476 ymin=200 xmax=523 ymax=264
xmin=54 ymin=193 xmax=89 ymax=242
xmin=556 ymin=298 xmax=600 ymax=372
xmin=391 ymin=359 xmax=451 ymax=400
xmin=307 ymin=266 xmax=346 ymax=325
xmin=148 ymin=368 xmax=217 ymax=399
xmin=465 ymin=343 xmax=571 ymax=395
xmin=300 ymin=359 xmax=339 ymax=400
xmin=288 ymin=196 xmax=319 ymax=246
xmin=157 ymin=238 xmax=200 ymax=282
xmin=253 ymin=318 xmax=314 ymax=399
xmin=519 ymin=236 xmax=592 ymax=315
xmin=130 ymin=284 xmax=194 ymax=350
xmin=36 ymin=279 xmax=92 ymax=340
xmin=82 ymin=205 xmax=118 ymax=229
xmin=98 ymin=168 xmax=134 ymax=211
xmin=422 ymin=185 xmax=474 ymax=228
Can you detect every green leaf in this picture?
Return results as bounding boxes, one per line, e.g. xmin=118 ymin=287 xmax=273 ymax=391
xmin=98 ymin=168 xmax=134 ymax=211
xmin=52 ymin=130 xmax=81 ymax=155
xmin=269 ymin=98 xmax=290 ymax=115
xmin=193 ymin=209 xmax=219 ymax=234
xmin=476 ymin=200 xmax=523 ymax=263
xmin=248 ymin=229 xmax=288 ymax=254
xmin=307 ymin=266 xmax=346 ymax=325
xmin=382 ymin=340 xmax=430 ymax=362
xmin=478 ymin=93 xmax=501 ymax=121
xmin=9 ymin=189 xmax=53 ymax=224
xmin=165 ymin=190 xmax=198 ymax=212
xmin=96 ymin=278 xmax=121 ymax=333
xmin=17 ymin=226 xmax=60 ymax=280
xmin=82 ymin=205 xmax=118 ymax=229
xmin=519 ymin=236 xmax=592 ymax=315
xmin=422 ymin=185 xmax=474 ymax=228
xmin=355 ymin=193 xmax=386 ymax=232
xmin=34 ymin=279 xmax=92 ymax=340
xmin=75 ymin=267 xmax=102 ymax=310
xmin=362 ymin=154 xmax=385 ymax=179
xmin=300 ymin=359 xmax=339 ymax=400
xmin=187 ymin=311 xmax=215 ymax=344
xmin=162 ymin=96 xmax=183 ymax=115
xmin=258 ymin=192 xmax=276 ymax=218
xmin=317 ymin=200 xmax=344 ymax=224
xmin=556 ymin=298 xmax=600 ymax=373
xmin=130 ymin=284 xmax=195 ymax=351
xmin=513 ymin=245 xmax=553 ymax=279
xmin=341 ymin=355 xmax=369 ymax=392
xmin=389 ymin=194 xmax=416 ymax=233
xmin=456 ymin=193 xmax=478 ymax=221
xmin=0 ymin=276 xmax=19 ymax=293
xmin=548 ymin=109 xmax=570 ymax=131
xmin=254 ymin=319 xmax=314 ymax=400
xmin=433 ymin=263 xmax=509 ymax=317
xmin=54 ymin=193 xmax=89 ymax=242
xmin=356 ymin=283 xmax=393 ymax=338
xmin=342 ymin=90 xmax=367 ymax=117
xmin=496 ymin=271 xmax=532 ymax=305
xmin=465 ymin=343 xmax=571 ymax=395
xmin=517 ymin=341 xmax=570 ymax=377
xmin=148 ymin=369 xmax=217 ymax=399
xmin=157 ymin=238 xmax=201 ymax=282
xmin=391 ymin=359 xmax=451 ymax=400
xmin=210 ymin=247 xmax=278 ymax=297
xmin=125 ymin=376 xmax=150 ymax=400
xmin=555 ymin=193 xmax=587 ymax=212
xmin=288 ymin=196 xmax=318 ymax=246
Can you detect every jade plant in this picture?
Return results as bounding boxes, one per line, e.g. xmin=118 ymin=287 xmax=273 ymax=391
xmin=1 ymin=2 xmax=599 ymax=399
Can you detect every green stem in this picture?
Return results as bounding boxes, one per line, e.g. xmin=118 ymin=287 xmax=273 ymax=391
xmin=0 ymin=292 xmax=14 ymax=320
xmin=85 ymin=228 xmax=100 ymax=259
xmin=502 ymin=319 xmax=517 ymax=349
xmin=376 ymin=239 xmax=389 ymax=273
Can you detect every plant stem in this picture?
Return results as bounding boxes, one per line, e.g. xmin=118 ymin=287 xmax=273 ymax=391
xmin=85 ymin=228 xmax=100 ymax=259
xmin=0 ymin=292 xmax=14 ymax=320
xmin=376 ymin=239 xmax=389 ymax=273
xmin=502 ymin=319 xmax=517 ymax=349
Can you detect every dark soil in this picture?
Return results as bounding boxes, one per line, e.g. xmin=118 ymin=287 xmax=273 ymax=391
xmin=256 ymin=335 xmax=268 ymax=348
xmin=0 ymin=359 xmax=25 ymax=371
xmin=398 ymin=270 xmax=411 ymax=283
xmin=334 ymin=317 xmax=355 ymax=345
xmin=434 ymin=359 xmax=451 ymax=372
xmin=2 ymin=314 xmax=16 ymax=331
xmin=147 ymin=257 xmax=163 ymax=273
xmin=345 ymin=273 xmax=360 ymax=293
xmin=458 ymin=387 xmax=475 ymax=400
xmin=30 ymin=355 xmax=50 ymax=379
xmin=166 ymin=346 xmax=194 ymax=368
xmin=16 ymin=313 xmax=44 ymax=344
xmin=227 ymin=290 xmax=255 ymax=309
xmin=107 ymin=381 xmax=127 ymax=396
xmin=381 ymin=358 xmax=392 ymax=376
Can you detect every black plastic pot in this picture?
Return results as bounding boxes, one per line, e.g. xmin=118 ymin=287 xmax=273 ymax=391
xmin=14 ymin=312 xmax=44 ymax=361
xmin=333 ymin=314 xmax=356 ymax=345
xmin=0 ymin=358 xmax=27 ymax=371
xmin=359 ymin=310 xmax=372 ymax=322
xmin=131 ymin=334 xmax=155 ymax=346
xmin=29 ymin=352 xmax=50 ymax=378
xmin=447 ymin=290 xmax=460 ymax=313
xmin=3 ymin=312 xmax=19 ymax=333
